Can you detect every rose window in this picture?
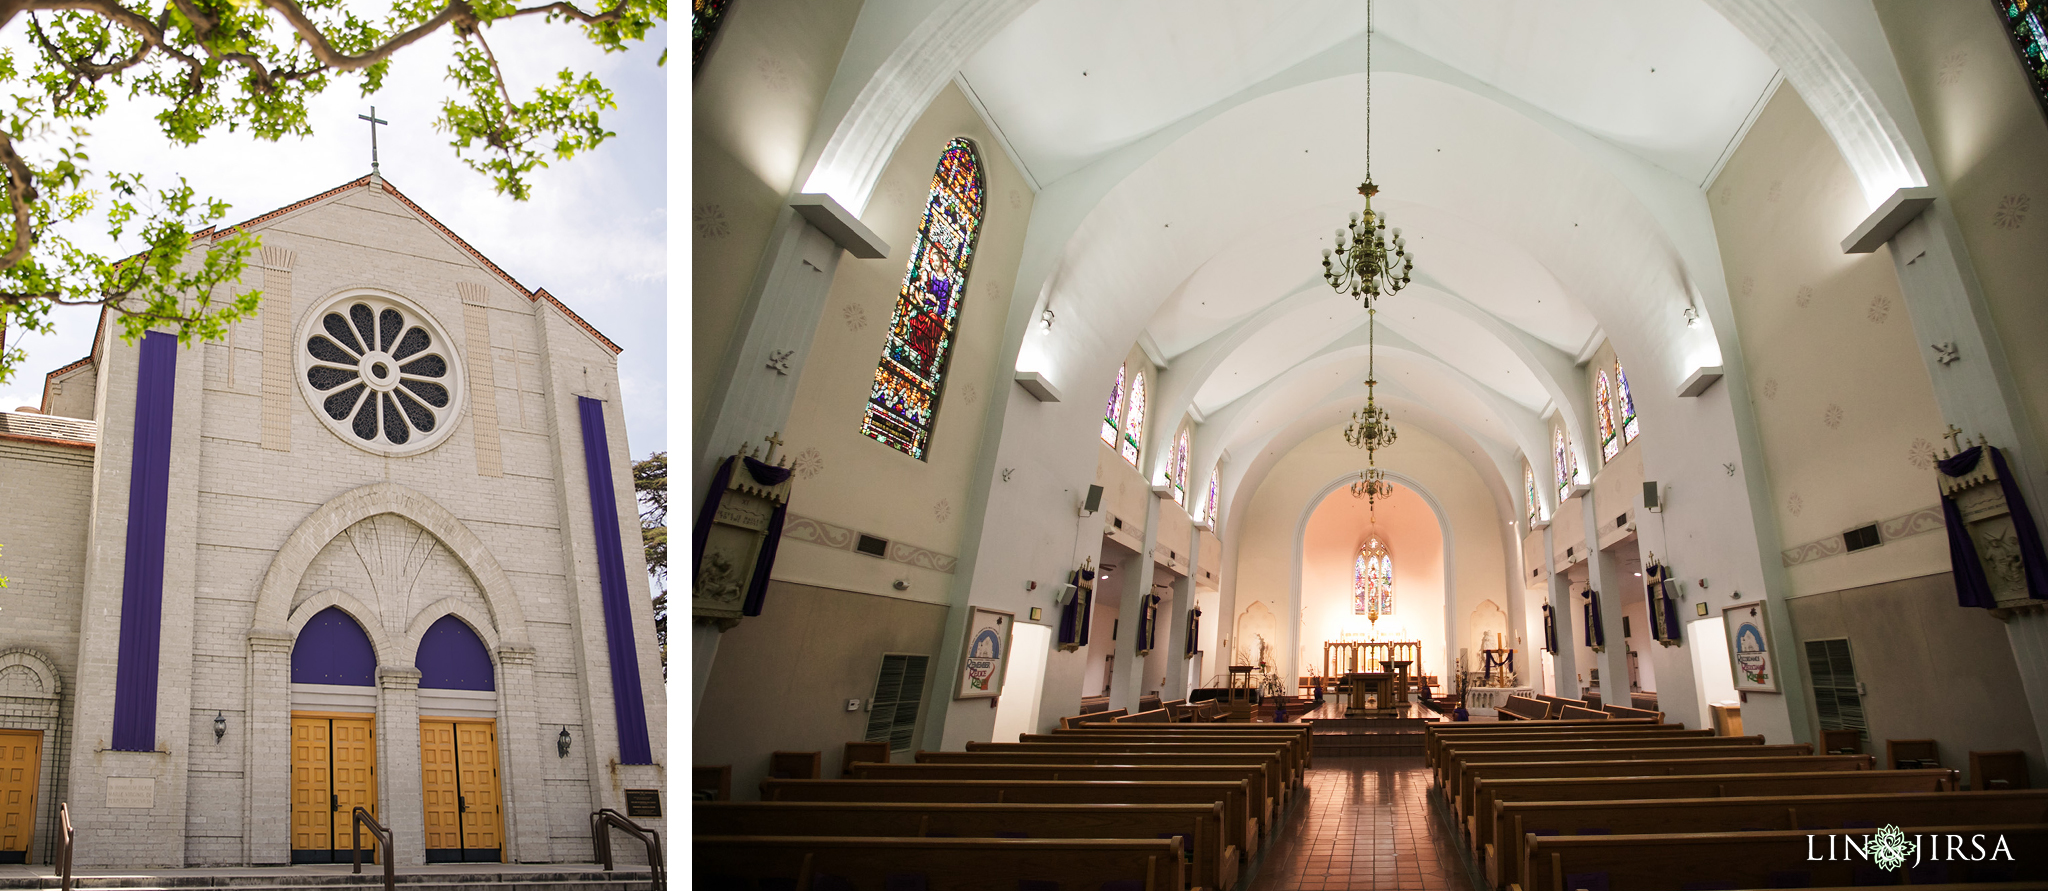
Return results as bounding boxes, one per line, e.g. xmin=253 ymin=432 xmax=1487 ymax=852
xmin=297 ymin=291 xmax=465 ymax=456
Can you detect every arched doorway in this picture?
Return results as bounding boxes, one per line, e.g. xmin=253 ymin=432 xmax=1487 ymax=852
xmin=289 ymin=607 xmax=379 ymax=865
xmin=415 ymin=615 xmax=504 ymax=863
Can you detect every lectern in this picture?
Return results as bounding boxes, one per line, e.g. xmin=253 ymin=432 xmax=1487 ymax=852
xmin=1226 ymin=665 xmax=1255 ymax=722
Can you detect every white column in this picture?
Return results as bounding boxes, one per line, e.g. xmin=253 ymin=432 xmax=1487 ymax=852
xmin=377 ymin=667 xmax=425 ymax=867
xmin=494 ymin=646 xmax=550 ymax=863
xmin=1164 ymin=526 xmax=1200 ymax=701
xmin=1112 ymin=494 xmax=1166 ymax=712
xmin=244 ymin=630 xmax=294 ymax=865
xmin=1544 ymin=524 xmax=1578 ymax=699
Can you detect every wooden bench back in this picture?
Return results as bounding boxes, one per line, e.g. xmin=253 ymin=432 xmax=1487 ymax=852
xmin=1113 ymin=708 xmax=1174 ymax=723
xmin=1557 ymin=704 xmax=1608 ymax=720
xmin=1424 ymin=720 xmax=1671 ymax=764
xmin=1498 ymin=695 xmax=1551 ymax=720
xmin=1489 ymin=789 xmax=2048 ymax=891
xmin=1060 ymin=708 xmax=1127 ymax=729
xmin=848 ymin=763 xmax=1273 ymax=844
xmin=916 ymin=751 xmax=1285 ymax=810
xmin=1036 ymin=729 xmax=1310 ymax=773
xmin=1601 ymin=704 xmax=1661 ymax=722
xmin=1054 ymin=721 xmax=1313 ymax=765
xmin=1448 ymin=743 xmax=1812 ymax=803
xmin=978 ymin=739 xmax=1300 ymax=786
xmin=695 ymin=835 xmax=1185 ymax=891
xmin=1468 ymin=768 xmax=1958 ymax=856
xmin=1436 ymin=731 xmax=1735 ymax=786
xmin=840 ymin=741 xmax=890 ymax=776
xmin=1456 ymin=754 xmax=1873 ymax=825
xmin=756 ymin=778 xmax=1254 ymax=859
xmin=696 ymin=800 xmax=1232 ymax=891
xmin=1164 ymin=700 xmax=1199 ymax=722
xmin=1522 ymin=824 xmax=2048 ymax=891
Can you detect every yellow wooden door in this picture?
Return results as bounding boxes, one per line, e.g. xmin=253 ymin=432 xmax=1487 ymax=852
xmin=329 ymin=717 xmax=377 ymax=858
xmin=418 ymin=721 xmax=461 ymax=855
xmin=454 ymin=721 xmax=502 ymax=857
xmin=0 ymin=729 xmax=41 ymax=864
xmin=289 ymin=717 xmax=333 ymax=857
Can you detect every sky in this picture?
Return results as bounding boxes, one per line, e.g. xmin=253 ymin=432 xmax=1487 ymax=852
xmin=0 ymin=14 xmax=669 ymax=460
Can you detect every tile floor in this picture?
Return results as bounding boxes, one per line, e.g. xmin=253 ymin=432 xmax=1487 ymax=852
xmin=1245 ymin=756 xmax=1480 ymax=891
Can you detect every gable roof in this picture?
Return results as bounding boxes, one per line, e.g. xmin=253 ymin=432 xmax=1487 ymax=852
xmin=42 ymin=174 xmax=626 ymax=411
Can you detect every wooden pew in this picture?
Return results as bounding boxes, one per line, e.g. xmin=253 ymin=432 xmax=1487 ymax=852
xmin=1037 ymin=730 xmax=1310 ymax=779
xmin=914 ymin=750 xmax=1289 ymax=812
xmin=1533 ymin=694 xmax=1585 ymax=718
xmin=1497 ymin=695 xmax=1551 ymax=720
xmin=1488 ymin=789 xmax=2048 ymax=891
xmin=1054 ymin=723 xmax=1314 ymax=770
xmin=1424 ymin=720 xmax=1671 ymax=765
xmin=846 ymin=763 xmax=1274 ymax=850
xmin=981 ymin=739 xmax=1301 ymax=788
xmin=1061 ymin=708 xmax=1128 ymax=728
xmin=1518 ymin=824 xmax=2048 ymax=891
xmin=1455 ymin=754 xmax=1874 ymax=828
xmin=695 ymin=835 xmax=1184 ymax=891
xmin=696 ymin=800 xmax=1235 ymax=891
xmin=1162 ymin=699 xmax=1197 ymax=722
xmin=1448 ymin=744 xmax=1813 ymax=807
xmin=759 ymin=778 xmax=1253 ymax=875
xmin=1115 ymin=708 xmax=1174 ymax=723
xmin=1600 ymin=704 xmax=1661 ymax=722
xmin=1469 ymin=768 xmax=1959 ymax=859
xmin=1436 ymin=730 xmax=1732 ymax=787
xmin=1196 ymin=701 xmax=1227 ymax=721
xmin=1556 ymin=704 xmax=1608 ymax=720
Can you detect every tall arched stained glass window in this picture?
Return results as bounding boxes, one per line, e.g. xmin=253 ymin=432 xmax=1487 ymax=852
xmin=1171 ymin=427 xmax=1191 ymax=506
xmin=692 ymin=0 xmax=733 ymax=72
xmin=1101 ymin=363 xmax=1126 ymax=447
xmin=1596 ymin=371 xmax=1619 ymax=461
xmin=1355 ymin=538 xmax=1393 ymax=617
xmin=1525 ymin=464 xmax=1538 ymax=523
xmin=861 ymin=137 xmax=984 ymax=460
xmin=1205 ymin=464 xmax=1220 ymax=526
xmin=1554 ymin=427 xmax=1572 ymax=501
xmin=1615 ymin=361 xmax=1640 ymax=445
xmin=1996 ymin=0 xmax=2048 ymax=117
xmin=1122 ymin=372 xmax=1147 ymax=467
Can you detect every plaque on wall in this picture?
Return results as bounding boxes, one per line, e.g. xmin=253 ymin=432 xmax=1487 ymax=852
xmin=107 ymin=776 xmax=156 ymax=809
xmin=623 ymin=788 xmax=662 ymax=818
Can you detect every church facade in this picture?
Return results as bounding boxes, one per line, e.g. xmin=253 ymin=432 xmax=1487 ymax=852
xmin=0 ymin=175 xmax=665 ymax=868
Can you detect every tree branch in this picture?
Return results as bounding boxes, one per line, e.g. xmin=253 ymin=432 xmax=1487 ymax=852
xmin=0 ymin=131 xmax=42 ymax=277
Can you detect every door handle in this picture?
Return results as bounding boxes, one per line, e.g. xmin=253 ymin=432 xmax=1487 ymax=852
xmin=331 ymin=794 xmax=339 ymax=812
xmin=458 ymin=795 xmax=467 ymax=813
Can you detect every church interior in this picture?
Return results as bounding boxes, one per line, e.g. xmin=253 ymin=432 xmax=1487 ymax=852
xmin=693 ymin=0 xmax=2048 ymax=887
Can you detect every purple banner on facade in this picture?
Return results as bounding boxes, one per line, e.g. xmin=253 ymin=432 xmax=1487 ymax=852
xmin=578 ymin=396 xmax=652 ymax=765
xmin=112 ymin=331 xmax=177 ymax=752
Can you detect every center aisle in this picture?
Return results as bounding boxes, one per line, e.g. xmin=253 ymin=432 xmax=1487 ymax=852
xmin=1246 ymin=755 xmax=1479 ymax=891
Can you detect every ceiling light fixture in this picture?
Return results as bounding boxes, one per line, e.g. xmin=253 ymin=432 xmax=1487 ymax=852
xmin=1336 ymin=0 xmax=1409 ymax=517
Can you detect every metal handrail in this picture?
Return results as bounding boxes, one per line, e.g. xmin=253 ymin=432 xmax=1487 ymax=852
xmin=591 ymin=808 xmax=665 ymax=891
xmin=57 ymin=803 xmax=74 ymax=891
xmin=350 ymin=806 xmax=395 ymax=891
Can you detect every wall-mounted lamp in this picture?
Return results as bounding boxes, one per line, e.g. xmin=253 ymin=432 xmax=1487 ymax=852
xmin=213 ymin=711 xmax=226 ymax=743
xmin=1039 ymin=308 xmax=1055 ymax=332
xmin=557 ymin=726 xmax=572 ymax=758
xmin=1682 ymin=306 xmax=1701 ymax=329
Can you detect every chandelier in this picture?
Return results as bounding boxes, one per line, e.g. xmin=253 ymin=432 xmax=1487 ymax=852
xmin=1334 ymin=0 xmax=1410 ymax=514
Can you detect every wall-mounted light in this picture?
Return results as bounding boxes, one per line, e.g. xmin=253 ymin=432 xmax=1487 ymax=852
xmin=213 ymin=711 xmax=226 ymax=743
xmin=1039 ymin=307 xmax=1055 ymax=332
xmin=557 ymin=726 xmax=572 ymax=758
xmin=1682 ymin=306 xmax=1701 ymax=329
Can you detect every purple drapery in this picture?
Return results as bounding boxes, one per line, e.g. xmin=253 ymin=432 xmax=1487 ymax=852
xmin=577 ymin=396 xmax=652 ymax=765
xmin=112 ymin=331 xmax=177 ymax=752
xmin=1184 ymin=607 xmax=1201 ymax=659
xmin=1938 ymin=445 xmax=2048 ymax=609
xmin=1581 ymin=589 xmax=1605 ymax=648
xmin=1645 ymin=564 xmax=1682 ymax=644
xmin=1135 ymin=593 xmax=1160 ymax=653
xmin=1541 ymin=604 xmax=1558 ymax=654
xmin=1056 ymin=567 xmax=1095 ymax=649
xmin=689 ymin=454 xmax=792 ymax=617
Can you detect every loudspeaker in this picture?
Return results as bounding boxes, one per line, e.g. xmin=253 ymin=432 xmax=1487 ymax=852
xmin=1082 ymin=484 xmax=1104 ymax=514
xmin=1642 ymin=481 xmax=1661 ymax=512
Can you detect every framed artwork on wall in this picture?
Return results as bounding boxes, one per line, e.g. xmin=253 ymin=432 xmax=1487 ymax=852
xmin=957 ymin=606 xmax=1014 ymax=699
xmin=1722 ymin=601 xmax=1780 ymax=693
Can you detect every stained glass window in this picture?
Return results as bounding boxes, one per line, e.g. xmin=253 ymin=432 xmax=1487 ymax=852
xmin=1171 ymin=427 xmax=1191 ymax=506
xmin=692 ymin=0 xmax=732 ymax=73
xmin=1525 ymin=464 xmax=1538 ymax=523
xmin=1205 ymin=464 xmax=1220 ymax=526
xmin=1122 ymin=371 xmax=1147 ymax=467
xmin=861 ymin=138 xmax=984 ymax=460
xmin=1998 ymin=0 xmax=2048 ymax=119
xmin=1616 ymin=361 xmax=1640 ymax=445
xmin=1101 ymin=363 xmax=1126 ymax=447
xmin=1554 ymin=426 xmax=1573 ymax=500
xmin=1355 ymin=538 xmax=1393 ymax=617
xmin=1596 ymin=371 xmax=1619 ymax=462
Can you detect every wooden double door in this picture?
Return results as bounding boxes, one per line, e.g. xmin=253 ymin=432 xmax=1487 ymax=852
xmin=419 ymin=718 xmax=502 ymax=863
xmin=290 ymin=713 xmax=379 ymax=864
xmin=0 ymin=729 xmax=40 ymax=865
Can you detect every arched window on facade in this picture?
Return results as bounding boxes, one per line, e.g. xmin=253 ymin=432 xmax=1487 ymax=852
xmin=1205 ymin=464 xmax=1220 ymax=528
xmin=1525 ymin=463 xmax=1538 ymax=523
xmin=1554 ymin=426 xmax=1573 ymax=501
xmin=1615 ymin=360 xmax=1640 ymax=445
xmin=1122 ymin=371 xmax=1147 ymax=467
xmin=1171 ymin=426 xmax=1191 ymax=506
xmin=1355 ymin=538 xmax=1393 ymax=617
xmin=1101 ymin=362 xmax=1126 ymax=447
xmin=860 ymin=137 xmax=984 ymax=460
xmin=1596 ymin=370 xmax=1620 ymax=461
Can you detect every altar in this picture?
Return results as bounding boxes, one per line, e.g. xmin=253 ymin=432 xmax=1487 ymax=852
xmin=1324 ymin=639 xmax=1423 ymax=680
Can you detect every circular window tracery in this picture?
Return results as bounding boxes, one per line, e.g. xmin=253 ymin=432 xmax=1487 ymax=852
xmin=297 ymin=291 xmax=465 ymax=456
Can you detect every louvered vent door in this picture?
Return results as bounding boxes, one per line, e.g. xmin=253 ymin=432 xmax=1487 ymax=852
xmin=1804 ymin=638 xmax=1866 ymax=745
xmin=864 ymin=654 xmax=930 ymax=753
